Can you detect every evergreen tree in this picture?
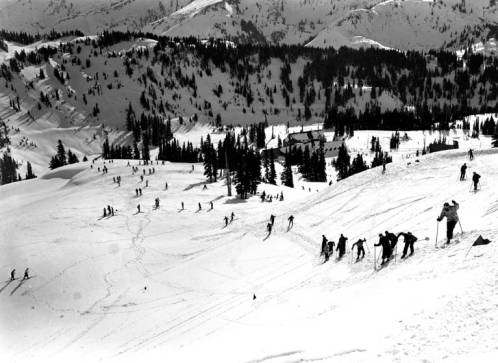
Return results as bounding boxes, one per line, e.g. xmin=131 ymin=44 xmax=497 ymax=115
xmin=25 ymin=161 xmax=36 ymax=179
xmin=281 ymin=150 xmax=294 ymax=187
xmin=56 ymin=139 xmax=66 ymax=166
xmin=142 ymin=133 xmax=150 ymax=161
xmin=334 ymin=143 xmax=350 ymax=180
xmin=268 ymin=152 xmax=276 ymax=185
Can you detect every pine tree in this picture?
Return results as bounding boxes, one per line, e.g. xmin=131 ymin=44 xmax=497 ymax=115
xmin=142 ymin=133 xmax=150 ymax=161
xmin=281 ymin=150 xmax=294 ymax=188
xmin=56 ymin=140 xmax=66 ymax=166
xmin=25 ymin=161 xmax=36 ymax=179
xmin=268 ymin=152 xmax=276 ymax=185
xmin=334 ymin=143 xmax=350 ymax=180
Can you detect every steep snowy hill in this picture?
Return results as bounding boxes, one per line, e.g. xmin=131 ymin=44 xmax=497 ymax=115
xmin=1 ymin=146 xmax=497 ymax=362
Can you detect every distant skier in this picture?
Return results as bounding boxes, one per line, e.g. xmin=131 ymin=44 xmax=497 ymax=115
xmin=351 ymin=238 xmax=366 ymax=261
xmin=10 ymin=269 xmax=15 ymax=281
xmin=460 ymin=163 xmax=467 ymax=181
xmin=375 ymin=233 xmax=392 ymax=265
xmin=336 ymin=234 xmax=348 ymax=259
xmin=280 ymin=192 xmax=284 ymax=201
xmin=165 ymin=182 xmax=168 ymax=190
xmin=111 ymin=207 xmax=115 ymax=216
xmin=230 ymin=212 xmax=235 ymax=222
xmin=270 ymin=214 xmax=275 ymax=226
xmin=135 ymin=188 xmax=139 ymax=197
xmin=198 ymin=202 xmax=202 ymax=211
xmin=139 ymin=188 xmax=142 ymax=196
xmin=468 ymin=148 xmax=474 ymax=161
xmin=326 ymin=240 xmax=335 ymax=262
xmin=437 ymin=200 xmax=459 ymax=244
xmin=224 ymin=216 xmax=229 ymax=227
xmin=267 ymin=223 xmax=273 ymax=235
xmin=155 ymin=198 xmax=160 ymax=209
xmin=287 ymin=215 xmax=294 ymax=229
xmin=382 ymin=161 xmax=386 ymax=174
xmin=472 ymin=172 xmax=481 ymax=191
xmin=137 ymin=204 xmax=141 ymax=213
xmin=397 ymin=232 xmax=418 ymax=258
xmin=385 ymin=230 xmax=398 ymax=250
xmin=145 ymin=180 xmax=149 ymax=187
xmin=23 ymin=268 xmax=29 ymax=280
xmin=321 ymin=235 xmax=328 ymax=256
xmin=210 ymin=201 xmax=213 ymax=210
xmin=203 ymin=185 xmax=208 ymax=190
xmin=107 ymin=205 xmax=111 ymax=215
xmin=181 ymin=201 xmax=184 ymax=210
xmin=103 ymin=208 xmax=107 ymax=217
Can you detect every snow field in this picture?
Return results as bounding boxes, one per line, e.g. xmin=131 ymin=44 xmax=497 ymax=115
xmin=1 ymin=145 xmax=498 ymax=362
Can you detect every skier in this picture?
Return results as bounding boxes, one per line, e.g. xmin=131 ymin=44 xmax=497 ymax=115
xmin=460 ymin=163 xmax=467 ymax=181
xmin=287 ymin=215 xmax=294 ymax=229
xmin=139 ymin=188 xmax=142 ymax=196
xmin=326 ymin=240 xmax=335 ymax=262
xmin=103 ymin=208 xmax=107 ymax=217
xmin=145 ymin=180 xmax=149 ymax=187
xmin=140 ymin=175 xmax=144 ymax=182
xmin=321 ymin=235 xmax=328 ymax=256
xmin=437 ymin=200 xmax=459 ymax=244
xmin=267 ymin=223 xmax=273 ymax=235
xmin=280 ymin=192 xmax=284 ymax=201
xmin=230 ymin=212 xmax=235 ymax=222
xmin=135 ymin=188 xmax=139 ymax=197
xmin=137 ymin=204 xmax=141 ymax=213
xmin=181 ymin=201 xmax=184 ymax=210
xmin=397 ymin=232 xmax=418 ymax=258
xmin=210 ymin=201 xmax=213 ymax=210
xmin=382 ymin=161 xmax=386 ymax=174
xmin=198 ymin=202 xmax=202 ymax=211
xmin=23 ymin=268 xmax=29 ymax=280
xmin=270 ymin=214 xmax=275 ymax=226
xmin=111 ymin=207 xmax=114 ymax=216
xmin=155 ymin=198 xmax=159 ymax=209
xmin=375 ymin=233 xmax=392 ymax=265
xmin=385 ymin=230 xmax=398 ymax=250
xmin=165 ymin=182 xmax=168 ymax=190
xmin=107 ymin=205 xmax=112 ymax=215
xmin=224 ymin=216 xmax=229 ymax=227
xmin=10 ymin=269 xmax=15 ymax=280
xmin=351 ymin=238 xmax=366 ymax=261
xmin=472 ymin=172 xmax=481 ymax=191
xmin=336 ymin=234 xmax=348 ymax=259
xmin=468 ymin=148 xmax=474 ymax=161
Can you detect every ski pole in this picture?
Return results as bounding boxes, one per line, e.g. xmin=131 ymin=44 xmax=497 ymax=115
xmin=458 ymin=219 xmax=463 ymax=234
xmin=394 ymin=244 xmax=398 ymax=264
xmin=435 ymin=221 xmax=439 ymax=248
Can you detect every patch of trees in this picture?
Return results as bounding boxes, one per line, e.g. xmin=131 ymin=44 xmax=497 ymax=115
xmin=49 ymin=140 xmax=79 ymax=169
xmin=0 ymin=152 xmax=20 ymax=184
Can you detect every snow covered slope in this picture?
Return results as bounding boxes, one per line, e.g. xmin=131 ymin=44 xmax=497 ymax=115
xmin=1 ymin=146 xmax=498 ymax=362
xmin=3 ymin=0 xmax=498 ymax=50
xmin=0 ymin=0 xmax=192 ymax=34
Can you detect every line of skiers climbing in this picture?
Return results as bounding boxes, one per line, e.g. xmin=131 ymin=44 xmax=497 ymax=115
xmin=9 ymin=268 xmax=30 ymax=281
xmin=459 ymin=163 xmax=481 ymax=191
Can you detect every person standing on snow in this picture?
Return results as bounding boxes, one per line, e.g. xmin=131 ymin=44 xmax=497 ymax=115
xmin=23 ymin=268 xmax=30 ymax=280
xmin=10 ymin=269 xmax=15 ymax=280
xmin=230 ymin=212 xmax=235 ymax=223
xmin=397 ymin=232 xmax=418 ymax=258
xmin=224 ymin=216 xmax=229 ymax=227
xmin=270 ymin=214 xmax=275 ymax=226
xmin=321 ymin=235 xmax=328 ymax=256
xmin=351 ymin=239 xmax=366 ymax=261
xmin=472 ymin=172 xmax=481 ymax=191
xmin=468 ymin=149 xmax=474 ymax=161
xmin=336 ymin=234 xmax=348 ymax=259
xmin=375 ymin=233 xmax=392 ymax=265
xmin=460 ymin=163 xmax=467 ymax=181
xmin=287 ymin=215 xmax=294 ymax=229
xmin=385 ymin=230 xmax=398 ymax=250
xmin=437 ymin=200 xmax=459 ymax=244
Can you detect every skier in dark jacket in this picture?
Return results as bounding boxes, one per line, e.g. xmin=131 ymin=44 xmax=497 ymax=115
xmin=375 ymin=233 xmax=392 ymax=265
xmin=224 ymin=216 xmax=229 ymax=227
xmin=267 ymin=223 xmax=273 ymax=234
xmin=321 ymin=235 xmax=328 ymax=256
xmin=270 ymin=214 xmax=275 ymax=226
xmin=437 ymin=200 xmax=459 ymax=244
xmin=460 ymin=163 xmax=467 ymax=181
xmin=287 ymin=215 xmax=294 ymax=229
xmin=397 ymin=232 xmax=418 ymax=258
xmin=385 ymin=231 xmax=398 ymax=250
xmin=336 ymin=234 xmax=348 ymax=259
xmin=472 ymin=172 xmax=481 ymax=191
xmin=468 ymin=148 xmax=474 ymax=160
xmin=351 ymin=239 xmax=366 ymax=261
xmin=10 ymin=269 xmax=15 ymax=280
xmin=326 ymin=240 xmax=335 ymax=262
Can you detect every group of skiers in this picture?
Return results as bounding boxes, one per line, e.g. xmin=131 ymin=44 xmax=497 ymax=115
xmin=320 ymin=230 xmax=418 ymax=265
xmin=260 ymin=191 xmax=284 ymax=203
xmin=10 ymin=268 xmax=30 ymax=281
xmin=103 ymin=205 xmax=115 ymax=217
xmin=459 ymin=163 xmax=481 ymax=191
xmin=224 ymin=212 xmax=236 ymax=227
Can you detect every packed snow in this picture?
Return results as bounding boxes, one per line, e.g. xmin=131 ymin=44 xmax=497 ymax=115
xmin=1 ymin=144 xmax=498 ymax=362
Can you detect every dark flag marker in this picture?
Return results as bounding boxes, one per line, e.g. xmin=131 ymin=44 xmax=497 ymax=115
xmin=465 ymin=235 xmax=491 ymax=257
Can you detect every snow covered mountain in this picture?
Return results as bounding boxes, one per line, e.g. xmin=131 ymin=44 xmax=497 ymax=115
xmin=0 ymin=0 xmax=192 ymax=35
xmin=1 ymin=139 xmax=497 ymax=362
xmin=2 ymin=0 xmax=498 ymax=50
